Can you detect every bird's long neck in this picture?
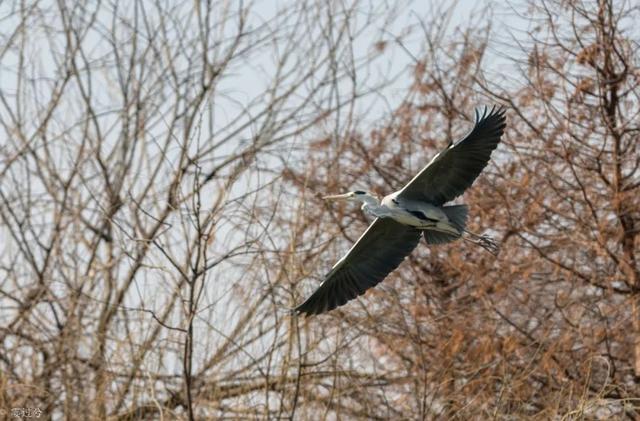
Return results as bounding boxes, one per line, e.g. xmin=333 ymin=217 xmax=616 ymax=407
xmin=358 ymin=194 xmax=385 ymax=217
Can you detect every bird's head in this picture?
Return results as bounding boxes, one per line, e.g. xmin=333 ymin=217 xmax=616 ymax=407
xmin=323 ymin=190 xmax=378 ymax=205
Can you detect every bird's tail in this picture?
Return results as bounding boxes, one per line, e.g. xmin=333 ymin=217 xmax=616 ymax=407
xmin=422 ymin=205 xmax=499 ymax=255
xmin=423 ymin=205 xmax=468 ymax=245
xmin=442 ymin=204 xmax=468 ymax=231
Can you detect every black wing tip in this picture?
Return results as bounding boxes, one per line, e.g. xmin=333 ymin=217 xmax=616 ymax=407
xmin=472 ymin=105 xmax=507 ymax=137
xmin=293 ymin=288 xmax=365 ymax=317
xmin=476 ymin=104 xmax=507 ymax=122
xmin=292 ymin=297 xmax=332 ymax=317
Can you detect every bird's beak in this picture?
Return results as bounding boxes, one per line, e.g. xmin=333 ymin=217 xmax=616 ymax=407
xmin=323 ymin=193 xmax=351 ymax=201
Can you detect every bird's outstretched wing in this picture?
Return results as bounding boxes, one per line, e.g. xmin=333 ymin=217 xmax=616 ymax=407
xmin=398 ymin=106 xmax=506 ymax=205
xmin=294 ymin=218 xmax=421 ymax=316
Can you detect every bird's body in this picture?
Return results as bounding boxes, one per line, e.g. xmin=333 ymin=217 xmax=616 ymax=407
xmin=295 ymin=106 xmax=507 ymax=316
xmin=358 ymin=192 xmax=461 ymax=234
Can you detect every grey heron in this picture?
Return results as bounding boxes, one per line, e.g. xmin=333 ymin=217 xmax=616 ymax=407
xmin=294 ymin=106 xmax=506 ymax=316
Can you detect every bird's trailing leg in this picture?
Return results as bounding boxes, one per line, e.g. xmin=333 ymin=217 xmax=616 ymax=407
xmin=463 ymin=229 xmax=499 ymax=256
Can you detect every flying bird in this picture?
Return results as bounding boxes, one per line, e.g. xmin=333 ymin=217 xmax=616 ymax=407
xmin=294 ymin=106 xmax=506 ymax=316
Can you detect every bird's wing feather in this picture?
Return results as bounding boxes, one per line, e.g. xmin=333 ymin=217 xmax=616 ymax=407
xmin=294 ymin=218 xmax=421 ymax=316
xmin=397 ymin=106 xmax=506 ymax=205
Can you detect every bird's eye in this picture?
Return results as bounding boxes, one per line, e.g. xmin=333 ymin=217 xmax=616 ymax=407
xmin=354 ymin=190 xmax=366 ymax=195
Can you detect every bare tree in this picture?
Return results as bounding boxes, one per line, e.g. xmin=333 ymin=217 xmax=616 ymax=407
xmin=0 ymin=0 xmax=411 ymax=418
